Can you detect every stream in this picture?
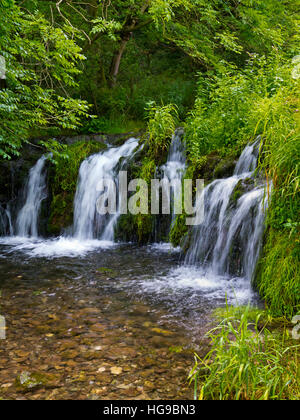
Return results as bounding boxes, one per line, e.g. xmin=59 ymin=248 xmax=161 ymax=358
xmin=0 ymin=134 xmax=265 ymax=399
xmin=0 ymin=238 xmax=260 ymax=400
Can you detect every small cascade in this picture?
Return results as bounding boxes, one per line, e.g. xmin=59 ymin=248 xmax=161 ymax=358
xmin=163 ymin=129 xmax=186 ymax=175
xmin=185 ymin=139 xmax=266 ymax=282
xmin=0 ymin=205 xmax=8 ymax=235
xmin=234 ymin=137 xmax=260 ymax=176
xmin=161 ymin=129 xmax=186 ymax=223
xmin=73 ymin=137 xmax=139 ymax=240
xmin=153 ymin=129 xmax=186 ymax=241
xmin=15 ymin=155 xmax=47 ymax=237
xmin=0 ymin=204 xmax=13 ymax=236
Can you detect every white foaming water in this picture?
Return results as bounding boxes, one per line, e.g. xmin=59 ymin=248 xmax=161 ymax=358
xmin=16 ymin=155 xmax=47 ymax=237
xmin=234 ymin=137 xmax=260 ymax=176
xmin=185 ymin=138 xmax=266 ymax=287
xmin=148 ymin=242 xmax=181 ymax=253
xmin=138 ymin=265 xmax=256 ymax=306
xmin=161 ymin=129 xmax=186 ymax=223
xmin=1 ymin=138 xmax=140 ymax=258
xmin=0 ymin=236 xmax=114 ymax=258
xmin=0 ymin=135 xmax=265 ymax=310
xmin=0 ymin=205 xmax=13 ymax=236
xmin=73 ymin=137 xmax=139 ymax=240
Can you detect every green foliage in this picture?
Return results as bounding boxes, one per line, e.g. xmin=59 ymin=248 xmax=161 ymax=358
xmin=0 ymin=0 xmax=298 ymax=321
xmin=0 ymin=1 xmax=90 ymax=159
xmin=30 ymin=0 xmax=298 ymax=127
xmin=185 ymin=51 xmax=299 ymax=158
xmin=80 ymin=116 xmax=144 ymax=135
xmin=255 ymin=228 xmax=300 ymax=318
xmin=38 ymin=139 xmax=69 ymax=165
xmin=145 ymin=102 xmax=178 ymax=160
xmin=184 ymin=50 xmax=299 ymax=317
xmin=189 ymin=305 xmax=300 ymax=400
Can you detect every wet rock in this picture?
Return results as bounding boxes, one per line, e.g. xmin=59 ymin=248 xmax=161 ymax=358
xmin=150 ymin=335 xmax=172 ymax=348
xmin=110 ymin=367 xmax=122 ymax=375
xmin=90 ymin=324 xmax=105 ymax=333
xmin=96 ymin=373 xmax=113 ymax=384
xmin=81 ymin=351 xmax=104 ymax=361
xmin=128 ymin=305 xmax=149 ymax=316
xmin=96 ymin=268 xmax=118 ymax=278
xmin=78 ymin=308 xmax=101 ymax=316
xmin=61 ymin=350 xmax=79 ymax=360
xmin=213 ymin=158 xmax=237 ymax=179
xmin=144 ymin=381 xmax=155 ymax=390
xmin=1 ymin=383 xmax=13 ymax=389
xmin=140 ymin=369 xmax=154 ymax=379
xmin=151 ymin=328 xmax=174 ymax=336
xmin=229 ymin=178 xmax=255 ymax=208
xmin=15 ymin=371 xmax=59 ymax=392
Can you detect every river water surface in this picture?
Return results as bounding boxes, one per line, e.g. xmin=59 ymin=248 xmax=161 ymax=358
xmin=0 ymin=238 xmax=259 ymax=399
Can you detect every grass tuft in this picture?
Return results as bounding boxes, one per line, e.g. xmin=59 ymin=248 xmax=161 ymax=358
xmin=189 ymin=305 xmax=300 ymax=400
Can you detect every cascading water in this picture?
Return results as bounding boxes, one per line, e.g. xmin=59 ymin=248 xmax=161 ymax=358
xmin=0 ymin=134 xmax=266 ymax=309
xmin=15 ymin=155 xmax=47 ymax=237
xmin=0 ymin=204 xmax=13 ymax=236
xmin=73 ymin=137 xmax=139 ymax=240
xmin=163 ymin=129 xmax=186 ymax=180
xmin=185 ymin=138 xmax=266 ymax=282
xmin=152 ymin=129 xmax=186 ymax=242
xmin=161 ymin=129 xmax=186 ymax=224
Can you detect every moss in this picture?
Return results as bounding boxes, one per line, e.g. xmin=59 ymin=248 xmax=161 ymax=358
xmin=186 ymin=151 xmax=236 ymax=185
xmin=169 ymin=214 xmax=188 ymax=247
xmin=115 ymin=213 xmax=138 ymax=242
xmin=15 ymin=371 xmax=58 ymax=392
xmin=229 ymin=178 xmax=255 ymax=208
xmin=213 ymin=158 xmax=237 ymax=179
xmin=48 ymin=140 xmax=107 ymax=235
xmin=96 ymin=267 xmax=117 ymax=278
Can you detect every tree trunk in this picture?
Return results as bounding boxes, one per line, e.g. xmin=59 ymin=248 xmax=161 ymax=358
xmin=107 ymin=1 xmax=152 ymax=88
xmin=109 ymin=34 xmax=132 ymax=88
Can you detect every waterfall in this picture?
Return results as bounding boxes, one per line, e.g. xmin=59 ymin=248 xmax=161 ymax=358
xmin=0 ymin=204 xmax=13 ymax=236
xmin=0 ymin=205 xmax=8 ymax=235
xmin=161 ymin=129 xmax=186 ymax=223
xmin=73 ymin=137 xmax=139 ymax=240
xmin=16 ymin=155 xmax=47 ymax=237
xmin=185 ymin=139 xmax=266 ymax=282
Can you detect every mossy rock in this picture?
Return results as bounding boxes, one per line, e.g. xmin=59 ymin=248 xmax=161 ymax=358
xmin=96 ymin=267 xmax=118 ymax=278
xmin=213 ymin=158 xmax=237 ymax=179
xmin=186 ymin=152 xmax=220 ymax=184
xmin=229 ymin=178 xmax=255 ymax=208
xmin=15 ymin=371 xmax=59 ymax=392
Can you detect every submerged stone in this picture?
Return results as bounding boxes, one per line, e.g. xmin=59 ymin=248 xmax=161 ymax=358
xmin=15 ymin=371 xmax=59 ymax=392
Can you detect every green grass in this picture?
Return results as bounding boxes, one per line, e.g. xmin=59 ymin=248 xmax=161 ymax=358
xmin=189 ymin=305 xmax=300 ymax=400
xmin=255 ymin=228 xmax=300 ymax=318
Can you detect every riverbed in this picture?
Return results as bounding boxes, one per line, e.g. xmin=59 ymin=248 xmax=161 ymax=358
xmin=0 ymin=238 xmax=259 ymax=399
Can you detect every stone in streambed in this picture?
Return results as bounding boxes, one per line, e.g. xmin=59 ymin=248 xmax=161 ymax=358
xmin=110 ymin=366 xmax=122 ymax=375
xmin=95 ymin=268 xmax=117 ymax=278
xmin=150 ymin=335 xmax=172 ymax=348
xmin=15 ymin=371 xmax=59 ymax=392
xmin=151 ymin=328 xmax=174 ymax=336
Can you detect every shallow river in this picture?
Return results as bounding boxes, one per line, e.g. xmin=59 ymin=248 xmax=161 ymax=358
xmin=0 ymin=238 xmax=259 ymax=400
